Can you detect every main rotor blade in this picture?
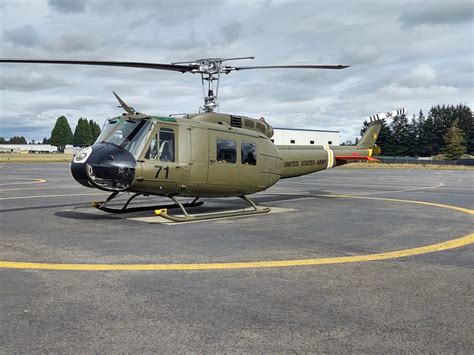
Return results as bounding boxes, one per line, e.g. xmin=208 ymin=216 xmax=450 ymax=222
xmin=234 ymin=64 xmax=349 ymax=70
xmin=0 ymin=59 xmax=197 ymax=73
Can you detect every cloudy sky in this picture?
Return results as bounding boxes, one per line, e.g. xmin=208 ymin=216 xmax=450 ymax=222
xmin=0 ymin=0 xmax=472 ymax=142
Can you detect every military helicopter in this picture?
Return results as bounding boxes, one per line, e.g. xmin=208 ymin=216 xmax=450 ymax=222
xmin=0 ymin=57 xmax=382 ymax=222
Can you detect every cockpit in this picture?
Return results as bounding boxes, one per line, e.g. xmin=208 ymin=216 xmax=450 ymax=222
xmin=96 ymin=117 xmax=152 ymax=158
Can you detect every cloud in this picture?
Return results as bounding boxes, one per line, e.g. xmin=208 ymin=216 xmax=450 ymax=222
xmin=399 ymin=64 xmax=437 ymax=86
xmin=0 ymin=0 xmax=472 ymax=142
xmin=43 ymin=33 xmax=99 ymax=52
xmin=399 ymin=1 xmax=474 ymax=27
xmin=378 ymin=83 xmax=458 ymax=99
xmin=48 ymin=0 xmax=87 ymax=14
xmin=3 ymin=25 xmax=38 ymax=47
xmin=0 ymin=71 xmax=68 ymax=91
xmin=219 ymin=21 xmax=244 ymax=45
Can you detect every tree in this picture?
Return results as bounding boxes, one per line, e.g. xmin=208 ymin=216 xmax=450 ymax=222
xmin=358 ymin=104 xmax=472 ymax=157
xmin=0 ymin=137 xmax=6 ymax=144
xmin=416 ymin=110 xmax=433 ymax=157
xmin=408 ymin=113 xmax=421 ymax=156
xmin=452 ymin=104 xmax=473 ymax=153
xmin=74 ymin=118 xmax=92 ymax=146
xmin=51 ymin=116 xmax=73 ymax=152
xmin=88 ymin=119 xmax=101 ymax=143
xmin=443 ymin=119 xmax=467 ymax=159
xmin=8 ymin=136 xmax=27 ymax=144
xmin=390 ymin=114 xmax=413 ymax=156
xmin=42 ymin=137 xmax=51 ymax=144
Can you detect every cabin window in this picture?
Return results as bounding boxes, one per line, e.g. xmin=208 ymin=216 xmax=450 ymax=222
xmin=310 ymin=140 xmax=315 ymax=144
xmin=290 ymin=140 xmax=295 ymax=144
xmin=241 ymin=143 xmax=257 ymax=165
xmin=216 ymin=139 xmax=236 ymax=163
xmin=159 ymin=128 xmax=175 ymax=162
xmin=270 ymin=139 xmax=274 ymax=143
xmin=328 ymin=141 xmax=332 ymax=145
xmin=144 ymin=127 xmax=175 ymax=162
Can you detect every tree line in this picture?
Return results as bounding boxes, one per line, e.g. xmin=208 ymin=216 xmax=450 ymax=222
xmin=49 ymin=116 xmax=102 ymax=152
xmin=0 ymin=116 xmax=102 ymax=152
xmin=0 ymin=136 xmax=28 ymax=144
xmin=360 ymin=104 xmax=472 ymax=159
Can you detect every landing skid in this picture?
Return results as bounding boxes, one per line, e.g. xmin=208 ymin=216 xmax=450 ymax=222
xmin=92 ymin=192 xmax=203 ymax=214
xmin=156 ymin=195 xmax=271 ymax=222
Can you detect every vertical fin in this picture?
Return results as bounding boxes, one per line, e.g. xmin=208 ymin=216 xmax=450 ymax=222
xmin=357 ymin=120 xmax=383 ymax=149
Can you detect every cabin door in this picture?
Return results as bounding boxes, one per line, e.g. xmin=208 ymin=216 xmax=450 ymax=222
xmin=207 ymin=133 xmax=239 ymax=187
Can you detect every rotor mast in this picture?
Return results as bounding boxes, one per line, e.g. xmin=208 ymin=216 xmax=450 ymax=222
xmin=172 ymin=57 xmax=255 ymax=113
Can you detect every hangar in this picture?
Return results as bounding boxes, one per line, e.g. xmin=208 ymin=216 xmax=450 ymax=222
xmin=271 ymin=127 xmax=340 ymax=146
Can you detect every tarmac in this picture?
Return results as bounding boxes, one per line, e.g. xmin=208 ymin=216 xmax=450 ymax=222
xmin=0 ymin=162 xmax=473 ymax=352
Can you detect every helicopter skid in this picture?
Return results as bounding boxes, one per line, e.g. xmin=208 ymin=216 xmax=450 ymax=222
xmin=156 ymin=195 xmax=271 ymax=222
xmin=92 ymin=192 xmax=203 ymax=214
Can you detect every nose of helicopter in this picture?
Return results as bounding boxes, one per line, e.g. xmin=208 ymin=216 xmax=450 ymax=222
xmin=70 ymin=143 xmax=136 ymax=191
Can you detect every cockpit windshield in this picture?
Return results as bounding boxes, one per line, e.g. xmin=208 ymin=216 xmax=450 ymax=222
xmin=97 ymin=117 xmax=152 ymax=158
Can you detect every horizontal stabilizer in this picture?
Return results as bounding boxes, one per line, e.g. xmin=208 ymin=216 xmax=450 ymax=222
xmin=335 ymin=155 xmax=380 ymax=162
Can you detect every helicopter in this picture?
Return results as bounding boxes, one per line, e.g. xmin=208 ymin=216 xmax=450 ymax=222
xmin=0 ymin=57 xmax=382 ymax=222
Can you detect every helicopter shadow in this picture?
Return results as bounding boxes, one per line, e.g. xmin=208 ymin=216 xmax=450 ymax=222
xmin=53 ymin=191 xmax=331 ymax=221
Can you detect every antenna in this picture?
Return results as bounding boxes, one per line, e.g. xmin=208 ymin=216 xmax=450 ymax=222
xmin=113 ymin=91 xmax=135 ymax=114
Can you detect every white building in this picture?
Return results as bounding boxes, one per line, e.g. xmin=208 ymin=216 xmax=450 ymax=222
xmin=271 ymin=127 xmax=340 ymax=146
xmin=0 ymin=144 xmax=57 ymax=153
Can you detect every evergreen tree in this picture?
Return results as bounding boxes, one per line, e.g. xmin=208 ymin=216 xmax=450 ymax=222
xmin=452 ymin=104 xmax=473 ymax=153
xmin=428 ymin=105 xmax=444 ymax=155
xmin=0 ymin=137 xmax=5 ymax=144
xmin=42 ymin=137 xmax=51 ymax=144
xmin=8 ymin=136 xmax=27 ymax=144
xmin=74 ymin=118 xmax=93 ymax=146
xmin=389 ymin=114 xmax=412 ymax=156
xmin=51 ymin=116 xmax=73 ymax=152
xmin=443 ymin=119 xmax=467 ymax=159
xmin=407 ymin=114 xmax=419 ymax=156
xmin=358 ymin=104 xmax=472 ymax=157
xmin=88 ymin=119 xmax=101 ymax=143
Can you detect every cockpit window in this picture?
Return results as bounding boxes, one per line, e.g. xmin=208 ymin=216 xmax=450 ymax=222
xmin=95 ymin=117 xmax=120 ymax=144
xmin=100 ymin=118 xmax=152 ymax=158
xmin=144 ymin=127 xmax=176 ymax=162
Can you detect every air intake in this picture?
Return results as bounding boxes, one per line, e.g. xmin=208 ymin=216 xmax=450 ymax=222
xmin=230 ymin=115 xmax=242 ymax=128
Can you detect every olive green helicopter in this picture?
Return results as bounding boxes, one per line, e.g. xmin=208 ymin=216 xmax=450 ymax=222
xmin=0 ymin=57 xmax=382 ymax=222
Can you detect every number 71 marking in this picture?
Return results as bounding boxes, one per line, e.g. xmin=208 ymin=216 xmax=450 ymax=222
xmin=154 ymin=165 xmax=170 ymax=179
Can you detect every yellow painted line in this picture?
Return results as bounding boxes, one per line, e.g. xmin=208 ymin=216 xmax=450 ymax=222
xmin=0 ymin=196 xmax=472 ymax=271
xmin=0 ymin=178 xmax=47 ymax=186
xmin=324 ymin=194 xmax=474 ymax=215
xmin=0 ymin=193 xmax=105 ymax=201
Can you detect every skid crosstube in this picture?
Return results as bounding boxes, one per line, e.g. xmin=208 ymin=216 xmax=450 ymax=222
xmin=92 ymin=193 xmax=203 ymax=214
xmin=155 ymin=195 xmax=270 ymax=222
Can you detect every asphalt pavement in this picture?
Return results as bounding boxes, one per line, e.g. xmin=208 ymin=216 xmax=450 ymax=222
xmin=0 ymin=163 xmax=472 ymax=352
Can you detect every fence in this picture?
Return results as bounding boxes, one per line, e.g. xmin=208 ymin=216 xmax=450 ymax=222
xmin=377 ymin=156 xmax=474 ymax=166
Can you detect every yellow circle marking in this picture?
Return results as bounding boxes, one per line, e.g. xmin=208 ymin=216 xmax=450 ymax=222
xmin=0 ymin=178 xmax=47 ymax=187
xmin=0 ymin=196 xmax=472 ymax=271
